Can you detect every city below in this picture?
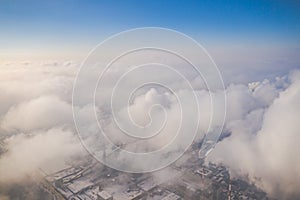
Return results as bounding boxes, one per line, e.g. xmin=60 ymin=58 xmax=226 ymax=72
xmin=38 ymin=146 xmax=270 ymax=200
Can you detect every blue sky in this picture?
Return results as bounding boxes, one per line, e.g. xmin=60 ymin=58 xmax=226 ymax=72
xmin=0 ymin=0 xmax=299 ymax=63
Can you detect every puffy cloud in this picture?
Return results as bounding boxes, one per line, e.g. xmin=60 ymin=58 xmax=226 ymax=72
xmin=208 ymin=70 xmax=300 ymax=199
xmin=0 ymin=61 xmax=83 ymax=185
xmin=0 ymin=61 xmax=76 ymax=115
xmin=1 ymin=95 xmax=72 ymax=133
xmin=0 ymin=61 xmax=299 ymax=199
xmin=0 ymin=128 xmax=83 ymax=183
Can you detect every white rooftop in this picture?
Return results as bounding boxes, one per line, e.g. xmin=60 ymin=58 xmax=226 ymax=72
xmin=161 ymin=192 xmax=181 ymax=200
xmin=98 ymin=190 xmax=112 ymax=200
xmin=67 ymin=179 xmax=93 ymax=194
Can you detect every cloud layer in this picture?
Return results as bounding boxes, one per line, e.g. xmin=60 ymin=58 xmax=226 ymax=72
xmin=0 ymin=61 xmax=299 ymax=199
xmin=209 ymin=70 xmax=300 ymax=199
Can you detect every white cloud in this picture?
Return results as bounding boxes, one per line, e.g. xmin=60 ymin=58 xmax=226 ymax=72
xmin=0 ymin=128 xmax=83 ymax=183
xmin=1 ymin=95 xmax=72 ymax=132
xmin=208 ymin=70 xmax=300 ymax=199
xmin=0 ymin=61 xmax=299 ymax=198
